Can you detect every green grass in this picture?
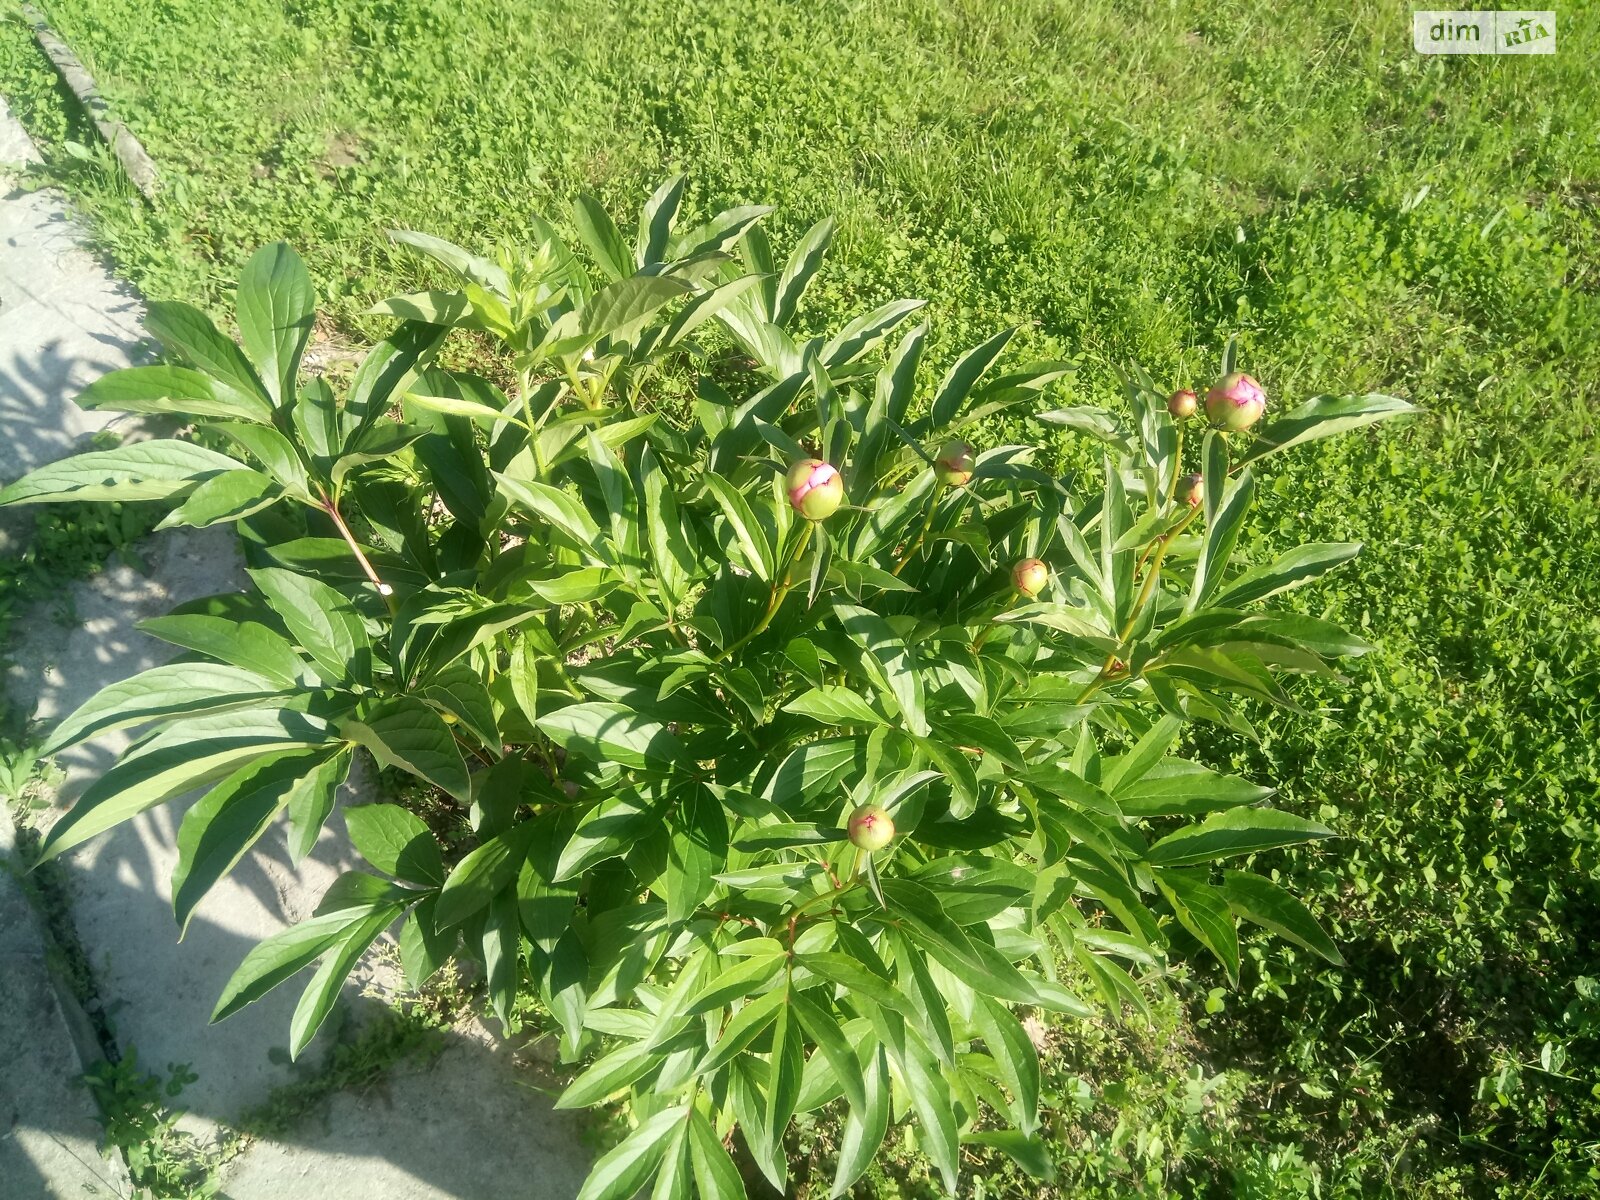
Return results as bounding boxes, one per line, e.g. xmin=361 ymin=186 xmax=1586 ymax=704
xmin=2 ymin=0 xmax=1598 ymax=1194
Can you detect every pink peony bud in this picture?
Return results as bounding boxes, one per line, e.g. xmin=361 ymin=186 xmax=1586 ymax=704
xmin=847 ymin=803 xmax=895 ymax=852
xmin=933 ymin=440 xmax=976 ymax=487
xmin=1179 ymin=472 xmax=1203 ymax=507
xmin=1011 ymin=557 xmax=1048 ymax=598
xmin=786 ymin=458 xmax=844 ymax=521
xmin=1167 ymin=389 xmax=1198 ymax=419
xmin=1205 ymin=372 xmax=1266 ymax=431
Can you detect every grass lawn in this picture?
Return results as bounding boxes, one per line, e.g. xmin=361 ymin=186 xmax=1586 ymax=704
xmin=2 ymin=0 xmax=1597 ymax=1194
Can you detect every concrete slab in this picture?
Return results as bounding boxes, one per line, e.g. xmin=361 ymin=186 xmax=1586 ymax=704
xmin=0 ymin=814 xmax=127 ymax=1200
xmin=0 ymin=97 xmax=150 ymax=489
xmin=7 ymin=526 xmax=373 ymax=1133
xmin=221 ymin=1022 xmax=591 ymax=1200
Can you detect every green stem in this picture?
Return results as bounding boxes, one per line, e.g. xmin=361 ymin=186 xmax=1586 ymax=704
xmin=717 ymin=522 xmax=814 ymax=661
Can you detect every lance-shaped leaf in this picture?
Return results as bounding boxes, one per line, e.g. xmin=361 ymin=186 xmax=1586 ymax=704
xmin=212 ymin=904 xmax=383 ymax=1022
xmin=1187 ymin=468 xmax=1255 ymax=612
xmin=76 ymin=364 xmax=274 ymax=424
xmin=834 ymin=605 xmax=928 ymax=736
xmin=0 ymin=440 xmax=247 ymax=505
xmin=1234 ymin=392 xmax=1417 ymax=467
xmin=248 ymin=567 xmax=371 ymax=686
xmin=822 ymin=298 xmax=927 ymax=370
xmin=1221 ymin=869 xmax=1345 ymax=965
xmin=773 ymin=216 xmax=835 ymax=327
xmin=41 ymin=663 xmax=289 ymax=755
xmin=157 ymin=469 xmax=280 ymax=529
xmin=688 ymin=1107 xmax=744 ymax=1200
xmin=1149 ymin=806 xmax=1335 ymax=866
xmin=972 ymin=994 xmax=1040 ymax=1134
xmin=494 ymin=474 xmax=613 ymax=565
xmin=344 ymin=803 xmax=444 ymax=888
xmin=236 ymin=241 xmax=315 ymax=406
xmin=928 ymin=327 xmax=1014 ymax=430
xmin=40 ymin=707 xmax=335 ymax=862
xmin=899 ymin=1032 xmax=959 ymax=1193
xmin=144 ymin=299 xmax=270 ymax=403
xmin=1210 ymin=542 xmax=1362 ymax=609
xmin=830 ymin=1045 xmax=890 ymax=1198
xmin=288 ymin=902 xmax=403 ymax=1058
xmin=555 ymin=791 xmax=660 ymax=881
xmin=1156 ymin=868 xmax=1239 ymax=985
xmin=583 ymin=275 xmax=693 ymax=344
xmin=388 ymin=229 xmax=510 ymax=294
xmin=539 ymin=702 xmax=683 ymax=770
xmin=637 ymin=174 xmax=686 ymax=266
xmin=701 ymin=472 xmax=774 ymax=582
xmin=435 ymin=820 xmax=540 ymax=929
xmin=172 ymin=748 xmax=343 ymax=933
xmin=576 ymin=1105 xmax=688 ymax=1200
xmin=340 ymin=697 xmax=470 ymax=802
xmin=137 ymin=613 xmax=308 ymax=687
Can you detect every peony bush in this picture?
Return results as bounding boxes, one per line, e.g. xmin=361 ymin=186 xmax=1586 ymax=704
xmin=0 ymin=179 xmax=1415 ymax=1198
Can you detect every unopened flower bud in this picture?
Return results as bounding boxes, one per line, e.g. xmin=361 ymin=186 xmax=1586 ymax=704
xmin=1167 ymin=389 xmax=1197 ymax=419
xmin=933 ymin=440 xmax=976 ymax=487
xmin=847 ymin=803 xmax=895 ymax=852
xmin=1012 ymin=557 xmax=1048 ymax=598
xmin=786 ymin=458 xmax=843 ymax=521
xmin=1179 ymin=472 xmax=1203 ymax=507
xmin=1205 ymin=372 xmax=1267 ymax=431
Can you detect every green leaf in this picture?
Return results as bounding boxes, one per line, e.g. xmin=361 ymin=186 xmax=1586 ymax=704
xmin=0 ymin=440 xmax=247 ymax=505
xmin=1211 ymin=543 xmax=1363 ymax=609
xmin=344 ymin=804 xmax=444 ymax=887
xmin=834 ymin=605 xmax=928 ymax=737
xmin=554 ymin=792 xmax=659 ymax=881
xmin=340 ymin=697 xmax=470 ymax=802
xmin=556 ymin=1043 xmax=656 ymax=1110
xmin=494 ymin=474 xmax=611 ymax=565
xmin=900 ymin=1035 xmax=959 ymax=1193
xmin=637 ymin=175 xmax=686 ymax=266
xmin=573 ymin=192 xmax=636 ymax=281
xmin=137 ymin=614 xmax=308 ymax=688
xmin=963 ymin=1130 xmax=1056 ymax=1181
xmin=666 ymin=785 xmax=728 ymax=922
xmin=1188 ymin=469 xmax=1255 ymax=611
xmin=247 ymin=567 xmax=371 ymax=686
xmin=880 ymin=881 xmax=1036 ymax=1003
xmin=822 ymin=298 xmax=927 ymax=370
xmin=1156 ymin=869 xmax=1239 ymax=985
xmin=210 ymin=422 xmax=315 ymax=500
xmin=791 ymin=991 xmax=867 ymax=1114
xmin=1111 ymin=759 xmax=1273 ymax=817
xmin=367 ymin=290 xmax=472 ymax=325
xmin=41 ymin=663 xmax=288 ymax=755
xmin=212 ymin=905 xmax=379 ymax=1022
xmin=972 ymin=995 xmax=1040 ymax=1134
xmin=701 ymin=473 xmax=774 ymax=581
xmin=640 ymin=444 xmax=695 ymax=604
xmin=732 ymin=821 xmax=845 ymax=852
xmin=1148 ymin=806 xmax=1335 ymax=866
xmin=435 ymin=821 xmax=539 ymax=929
xmin=77 ymin=364 xmax=273 ymax=424
xmin=782 ymin=686 xmax=885 ymax=728
xmin=388 ymin=229 xmax=509 ymax=294
xmin=1221 ymin=869 xmax=1345 ymax=965
xmin=688 ymin=1108 xmax=745 ymax=1200
xmin=157 ymin=469 xmax=279 ymax=529
xmin=576 ymin=1106 xmax=688 ymax=1200
xmin=144 ymin=299 xmax=270 ymax=403
xmin=830 ymin=1046 xmax=889 ymax=1198
xmin=398 ymin=894 xmax=451 ymax=990
xmin=1234 ymin=393 xmax=1417 ymax=467
xmin=538 ymin=702 xmax=682 ymax=770
xmin=700 ymin=988 xmax=788 ymax=1075
xmin=285 ymin=749 xmax=353 ymax=865
xmin=236 ymin=242 xmax=315 ymax=405
xmin=172 ymin=749 xmax=341 ymax=933
xmin=798 ymin=953 xmax=906 ymax=1012
xmin=289 ymin=904 xmax=400 ymax=1058
xmin=929 ymin=328 xmax=1013 ymax=429
xmin=40 ymin=708 xmax=334 ymax=863
xmin=583 ymin=276 xmax=693 ymax=344
xmin=773 ymin=217 xmax=835 ymax=327
xmin=764 ymin=1000 xmax=805 ymax=1164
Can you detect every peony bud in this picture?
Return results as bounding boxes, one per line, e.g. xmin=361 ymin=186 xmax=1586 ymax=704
xmin=786 ymin=458 xmax=844 ymax=521
xmin=847 ymin=803 xmax=895 ymax=852
xmin=1167 ymin=389 xmax=1198 ymax=419
xmin=1179 ymin=472 xmax=1203 ymax=507
xmin=933 ymin=440 xmax=976 ymax=487
xmin=1205 ymin=372 xmax=1266 ymax=431
xmin=1012 ymin=557 xmax=1048 ymax=598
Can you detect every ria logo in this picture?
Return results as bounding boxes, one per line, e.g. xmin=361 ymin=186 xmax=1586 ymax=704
xmin=1413 ymin=10 xmax=1556 ymax=54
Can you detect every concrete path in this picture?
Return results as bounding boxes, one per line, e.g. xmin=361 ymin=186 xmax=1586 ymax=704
xmin=1 ymin=96 xmax=590 ymax=1197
